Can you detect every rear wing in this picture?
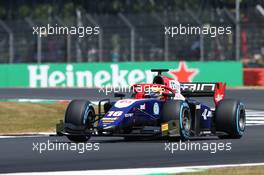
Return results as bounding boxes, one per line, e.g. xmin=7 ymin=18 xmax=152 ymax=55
xmin=180 ymin=82 xmax=226 ymax=105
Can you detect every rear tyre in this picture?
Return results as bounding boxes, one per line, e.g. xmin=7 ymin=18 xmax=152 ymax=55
xmin=216 ymin=99 xmax=246 ymax=139
xmin=64 ymin=100 xmax=95 ymax=142
xmin=162 ymin=100 xmax=192 ymax=141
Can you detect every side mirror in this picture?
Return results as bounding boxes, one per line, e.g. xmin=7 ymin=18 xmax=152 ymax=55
xmin=114 ymin=93 xmax=126 ymax=99
xmin=162 ymin=92 xmax=175 ymax=98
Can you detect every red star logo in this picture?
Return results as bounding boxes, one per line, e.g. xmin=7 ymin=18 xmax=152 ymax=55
xmin=168 ymin=62 xmax=199 ymax=82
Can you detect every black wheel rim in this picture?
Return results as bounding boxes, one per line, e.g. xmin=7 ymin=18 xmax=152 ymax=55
xmin=239 ymin=108 xmax=246 ymax=131
xmin=182 ymin=109 xmax=191 ymax=131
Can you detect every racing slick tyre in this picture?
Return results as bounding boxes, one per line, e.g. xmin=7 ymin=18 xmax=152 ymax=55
xmin=215 ymin=99 xmax=246 ymax=139
xmin=64 ymin=100 xmax=95 ymax=142
xmin=162 ymin=100 xmax=192 ymax=141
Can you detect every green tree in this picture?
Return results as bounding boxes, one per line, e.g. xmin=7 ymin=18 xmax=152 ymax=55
xmin=19 ymin=5 xmax=31 ymax=18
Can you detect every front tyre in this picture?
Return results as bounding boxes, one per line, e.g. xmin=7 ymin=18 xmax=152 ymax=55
xmin=179 ymin=102 xmax=192 ymax=141
xmin=162 ymin=100 xmax=192 ymax=141
xmin=64 ymin=100 xmax=95 ymax=142
xmin=216 ymin=99 xmax=246 ymax=139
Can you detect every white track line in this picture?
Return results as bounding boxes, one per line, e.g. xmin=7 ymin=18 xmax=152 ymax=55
xmin=2 ymin=162 xmax=264 ymax=175
xmin=246 ymin=117 xmax=264 ymax=120
xmin=247 ymin=115 xmax=264 ymax=117
xmin=247 ymin=124 xmax=264 ymax=126
xmin=246 ymin=109 xmax=264 ymax=126
xmin=246 ymin=121 xmax=264 ymax=124
xmin=0 ymin=133 xmax=54 ymax=139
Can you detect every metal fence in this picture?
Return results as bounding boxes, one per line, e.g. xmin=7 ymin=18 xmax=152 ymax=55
xmin=0 ymin=8 xmax=263 ymax=63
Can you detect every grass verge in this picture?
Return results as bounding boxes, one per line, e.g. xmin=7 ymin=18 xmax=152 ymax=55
xmin=177 ymin=165 xmax=264 ymax=175
xmin=0 ymin=102 xmax=67 ymax=134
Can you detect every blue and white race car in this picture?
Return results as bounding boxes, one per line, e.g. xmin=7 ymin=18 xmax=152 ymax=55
xmin=59 ymin=69 xmax=246 ymax=142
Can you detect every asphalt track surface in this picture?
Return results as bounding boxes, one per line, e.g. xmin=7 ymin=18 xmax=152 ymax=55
xmin=0 ymin=88 xmax=263 ymax=173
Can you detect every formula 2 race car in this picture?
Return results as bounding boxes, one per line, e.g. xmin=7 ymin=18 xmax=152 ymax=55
xmin=57 ymin=69 xmax=246 ymax=142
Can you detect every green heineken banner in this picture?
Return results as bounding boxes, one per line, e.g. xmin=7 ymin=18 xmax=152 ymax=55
xmin=0 ymin=61 xmax=242 ymax=87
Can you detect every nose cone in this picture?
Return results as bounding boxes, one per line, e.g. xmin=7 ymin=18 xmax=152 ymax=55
xmin=97 ymin=99 xmax=147 ymax=132
xmin=97 ymin=112 xmax=126 ymax=132
xmin=99 ymin=125 xmax=117 ymax=132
